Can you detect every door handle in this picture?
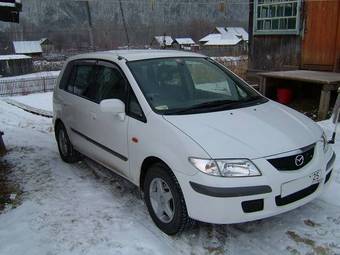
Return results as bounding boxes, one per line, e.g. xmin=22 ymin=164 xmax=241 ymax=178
xmin=90 ymin=112 xmax=97 ymax=120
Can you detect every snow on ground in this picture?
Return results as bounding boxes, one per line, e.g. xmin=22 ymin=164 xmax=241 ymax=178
xmin=0 ymin=98 xmax=340 ymax=254
xmin=0 ymin=71 xmax=60 ymax=82
xmin=9 ymin=92 xmax=53 ymax=112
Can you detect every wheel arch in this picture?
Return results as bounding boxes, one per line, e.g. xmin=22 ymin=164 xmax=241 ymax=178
xmin=139 ymin=156 xmax=172 ymax=192
xmin=54 ymin=118 xmax=63 ymax=129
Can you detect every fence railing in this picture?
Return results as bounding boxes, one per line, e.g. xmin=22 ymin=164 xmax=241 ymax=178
xmin=0 ymin=77 xmax=57 ymax=96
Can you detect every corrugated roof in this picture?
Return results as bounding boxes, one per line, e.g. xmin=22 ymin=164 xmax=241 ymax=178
xmin=13 ymin=41 xmax=43 ymax=54
xmin=0 ymin=54 xmax=31 ymax=60
xmin=154 ymin=36 xmax=174 ymax=46
xmin=174 ymin=38 xmax=195 ymax=45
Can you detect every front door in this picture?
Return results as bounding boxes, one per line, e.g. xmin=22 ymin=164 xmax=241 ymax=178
xmin=88 ymin=62 xmax=129 ymax=176
xmin=302 ymin=0 xmax=340 ymax=71
xmin=70 ymin=60 xmax=129 ymax=177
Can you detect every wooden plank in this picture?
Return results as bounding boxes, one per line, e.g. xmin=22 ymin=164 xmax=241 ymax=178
xmin=259 ymin=76 xmax=267 ymax=95
xmin=302 ymin=0 xmax=339 ymax=70
xmin=259 ymin=70 xmax=340 ymax=85
xmin=318 ymin=86 xmax=331 ymax=120
xmin=335 ymin=3 xmax=340 ymax=72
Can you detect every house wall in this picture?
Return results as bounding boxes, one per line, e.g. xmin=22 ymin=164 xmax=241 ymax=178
xmin=200 ymin=42 xmax=247 ymax=57
xmin=249 ymin=0 xmax=340 ymax=73
xmin=0 ymin=58 xmax=33 ymax=77
xmin=248 ymin=1 xmax=302 ymax=72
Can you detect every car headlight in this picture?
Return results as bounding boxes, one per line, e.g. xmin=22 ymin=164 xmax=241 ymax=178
xmin=189 ymin=158 xmax=261 ymax=177
xmin=322 ymin=132 xmax=329 ymax=153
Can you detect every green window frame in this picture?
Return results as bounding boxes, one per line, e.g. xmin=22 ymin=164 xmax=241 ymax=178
xmin=254 ymin=0 xmax=301 ymax=35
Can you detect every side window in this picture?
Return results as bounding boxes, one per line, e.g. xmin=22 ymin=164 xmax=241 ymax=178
xmin=73 ymin=65 xmax=98 ymax=101
xmin=65 ymin=66 xmax=77 ymax=93
xmin=96 ymin=66 xmax=126 ymax=103
xmin=59 ymin=62 xmax=75 ymax=91
xmin=128 ymin=90 xmax=145 ymax=122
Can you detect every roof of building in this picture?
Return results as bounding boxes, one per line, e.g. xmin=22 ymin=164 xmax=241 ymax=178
xmin=0 ymin=0 xmax=19 ymax=8
xmin=39 ymin=38 xmax=48 ymax=44
xmin=154 ymin=36 xmax=174 ymax=46
xmin=68 ymin=49 xmax=204 ymax=62
xmin=13 ymin=41 xmax=43 ymax=54
xmin=174 ymin=38 xmax=195 ymax=45
xmin=224 ymin=27 xmax=249 ymax=41
xmin=199 ymin=27 xmax=248 ymax=46
xmin=0 ymin=54 xmax=31 ymax=60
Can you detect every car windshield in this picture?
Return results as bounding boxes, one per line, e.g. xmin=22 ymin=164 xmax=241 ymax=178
xmin=128 ymin=57 xmax=267 ymax=115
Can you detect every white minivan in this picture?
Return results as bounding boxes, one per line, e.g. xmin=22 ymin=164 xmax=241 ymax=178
xmin=53 ymin=50 xmax=335 ymax=235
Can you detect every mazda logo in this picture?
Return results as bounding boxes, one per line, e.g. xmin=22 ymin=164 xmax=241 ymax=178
xmin=295 ymin=155 xmax=304 ymax=167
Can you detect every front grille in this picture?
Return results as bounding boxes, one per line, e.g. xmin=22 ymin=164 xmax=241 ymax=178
xmin=268 ymin=145 xmax=315 ymax=171
xmin=276 ymin=183 xmax=319 ymax=206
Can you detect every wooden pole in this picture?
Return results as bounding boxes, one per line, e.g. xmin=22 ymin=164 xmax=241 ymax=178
xmin=332 ymin=86 xmax=340 ymax=123
xmin=0 ymin=131 xmax=6 ymax=156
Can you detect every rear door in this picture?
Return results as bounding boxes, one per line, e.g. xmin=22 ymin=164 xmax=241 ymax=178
xmin=66 ymin=60 xmax=100 ymax=159
xmin=301 ymin=0 xmax=340 ymax=71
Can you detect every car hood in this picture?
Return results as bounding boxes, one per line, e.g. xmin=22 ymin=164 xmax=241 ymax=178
xmin=163 ymin=101 xmax=323 ymax=159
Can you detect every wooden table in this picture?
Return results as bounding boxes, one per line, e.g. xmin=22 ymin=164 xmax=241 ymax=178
xmin=259 ymin=70 xmax=340 ymax=120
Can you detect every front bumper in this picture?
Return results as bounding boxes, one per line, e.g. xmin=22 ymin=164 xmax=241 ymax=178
xmin=176 ymin=143 xmax=335 ymax=224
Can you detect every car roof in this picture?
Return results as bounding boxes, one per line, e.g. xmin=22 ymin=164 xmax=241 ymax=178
xmin=68 ymin=49 xmax=205 ymax=62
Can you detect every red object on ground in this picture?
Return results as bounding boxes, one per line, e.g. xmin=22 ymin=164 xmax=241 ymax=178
xmin=277 ymin=88 xmax=293 ymax=104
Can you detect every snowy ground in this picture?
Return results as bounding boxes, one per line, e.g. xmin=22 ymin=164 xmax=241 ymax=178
xmin=0 ymin=94 xmax=340 ymax=254
xmin=9 ymin=92 xmax=53 ymax=112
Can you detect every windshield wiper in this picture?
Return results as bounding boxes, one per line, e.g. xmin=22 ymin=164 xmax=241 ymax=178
xmin=166 ymin=100 xmax=237 ymax=115
xmin=241 ymin=95 xmax=263 ymax=102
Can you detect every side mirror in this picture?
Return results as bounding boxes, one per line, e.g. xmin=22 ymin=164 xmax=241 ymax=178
xmin=100 ymin=99 xmax=125 ymax=120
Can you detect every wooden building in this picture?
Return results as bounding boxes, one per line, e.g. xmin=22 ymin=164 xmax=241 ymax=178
xmin=40 ymin=38 xmax=54 ymax=54
xmin=13 ymin=40 xmax=43 ymax=58
xmin=249 ymin=0 xmax=340 ymax=120
xmin=249 ymin=0 xmax=340 ymax=73
xmin=150 ymin=36 xmax=174 ymax=49
xmin=0 ymin=0 xmax=22 ymax=23
xmin=172 ymin=38 xmax=195 ymax=50
xmin=0 ymin=55 xmax=33 ymax=77
xmin=199 ymin=27 xmax=248 ymax=57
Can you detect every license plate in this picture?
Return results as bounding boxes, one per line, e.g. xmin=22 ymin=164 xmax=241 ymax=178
xmin=281 ymin=170 xmax=322 ymax=198
xmin=311 ymin=170 xmax=322 ymax=184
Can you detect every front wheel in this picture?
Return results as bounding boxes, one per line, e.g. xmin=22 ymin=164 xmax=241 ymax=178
xmin=144 ymin=163 xmax=193 ymax=235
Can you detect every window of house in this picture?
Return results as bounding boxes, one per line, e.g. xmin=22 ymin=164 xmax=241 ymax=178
xmin=254 ymin=0 xmax=301 ymax=35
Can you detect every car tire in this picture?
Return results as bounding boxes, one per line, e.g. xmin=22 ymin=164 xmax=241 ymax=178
xmin=144 ymin=162 xmax=194 ymax=235
xmin=55 ymin=122 xmax=80 ymax=163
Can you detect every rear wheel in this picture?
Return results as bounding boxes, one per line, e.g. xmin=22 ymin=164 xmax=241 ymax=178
xmin=55 ymin=122 xmax=80 ymax=163
xmin=144 ymin=163 xmax=193 ymax=235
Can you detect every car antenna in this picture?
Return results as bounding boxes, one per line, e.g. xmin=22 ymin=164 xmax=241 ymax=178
xmin=117 ymin=55 xmax=127 ymax=61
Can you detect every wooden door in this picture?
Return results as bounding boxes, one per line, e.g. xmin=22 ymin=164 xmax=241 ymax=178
xmin=335 ymin=7 xmax=340 ymax=71
xmin=302 ymin=0 xmax=340 ymax=71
